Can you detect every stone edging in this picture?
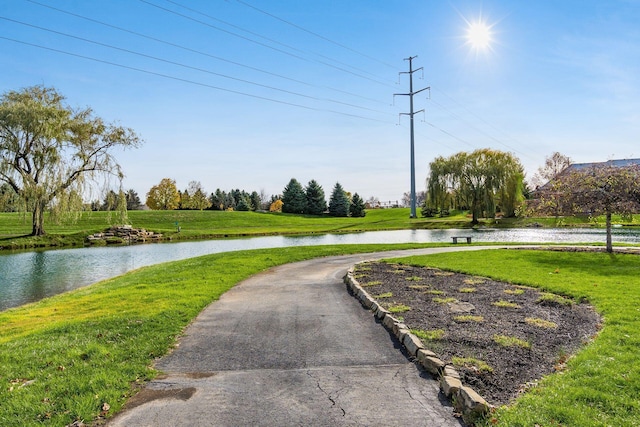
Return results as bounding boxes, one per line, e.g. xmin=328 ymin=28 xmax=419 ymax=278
xmin=344 ymin=265 xmax=492 ymax=425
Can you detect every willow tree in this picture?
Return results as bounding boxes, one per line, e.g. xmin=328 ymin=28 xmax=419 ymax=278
xmin=426 ymin=149 xmax=525 ymax=225
xmin=532 ymin=164 xmax=640 ymax=252
xmin=0 ymin=86 xmax=141 ymax=235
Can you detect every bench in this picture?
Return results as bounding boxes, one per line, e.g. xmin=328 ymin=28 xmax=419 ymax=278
xmin=451 ymin=236 xmax=472 ymax=244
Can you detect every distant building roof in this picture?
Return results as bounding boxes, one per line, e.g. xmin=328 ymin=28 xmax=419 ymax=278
xmin=566 ymin=158 xmax=640 ymax=172
xmin=534 ymin=158 xmax=640 ymax=193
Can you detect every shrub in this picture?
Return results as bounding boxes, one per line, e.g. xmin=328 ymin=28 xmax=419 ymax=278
xmin=269 ymin=199 xmax=283 ymax=212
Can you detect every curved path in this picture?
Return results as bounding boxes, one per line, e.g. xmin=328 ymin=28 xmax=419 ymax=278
xmin=108 ymin=247 xmax=493 ymax=426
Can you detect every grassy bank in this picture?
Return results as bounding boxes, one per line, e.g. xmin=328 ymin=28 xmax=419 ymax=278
xmin=2 ymin=246 xmax=639 ymax=426
xmin=3 ymin=208 xmax=633 ymax=251
xmin=0 ymin=243 xmax=436 ymax=426
xmin=391 ymin=249 xmax=640 ymax=427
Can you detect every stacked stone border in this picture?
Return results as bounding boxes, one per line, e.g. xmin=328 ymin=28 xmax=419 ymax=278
xmin=86 ymin=225 xmax=163 ymax=244
xmin=344 ymin=264 xmax=492 ymax=425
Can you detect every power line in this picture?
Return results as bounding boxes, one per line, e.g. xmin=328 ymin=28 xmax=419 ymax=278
xmin=137 ymin=0 xmax=392 ymax=87
xmin=164 ymin=0 xmax=392 ymax=84
xmin=25 ymin=0 xmax=387 ymax=106
xmin=431 ymin=87 xmax=537 ymax=159
xmin=0 ymin=36 xmax=392 ymax=124
xmin=0 ymin=16 xmax=393 ymax=116
xmin=235 ymin=0 xmax=398 ymax=71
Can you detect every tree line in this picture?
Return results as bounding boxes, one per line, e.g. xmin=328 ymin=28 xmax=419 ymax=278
xmin=141 ymin=177 xmax=366 ymax=217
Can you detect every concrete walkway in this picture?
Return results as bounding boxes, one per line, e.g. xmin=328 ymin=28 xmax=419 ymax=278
xmin=108 ymin=247 xmax=489 ymax=426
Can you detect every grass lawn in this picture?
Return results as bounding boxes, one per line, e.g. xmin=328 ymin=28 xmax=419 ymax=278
xmin=390 ymin=249 xmax=640 ymax=427
xmin=1 ymin=245 xmax=640 ymax=426
xmin=3 ymin=208 xmax=634 ymax=251
xmin=0 ymin=243 xmax=434 ymax=426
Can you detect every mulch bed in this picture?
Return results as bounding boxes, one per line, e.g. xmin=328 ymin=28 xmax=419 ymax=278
xmin=354 ymin=261 xmax=601 ymax=406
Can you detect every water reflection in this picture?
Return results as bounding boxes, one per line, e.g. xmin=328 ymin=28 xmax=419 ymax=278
xmin=1 ymin=228 xmax=639 ymax=311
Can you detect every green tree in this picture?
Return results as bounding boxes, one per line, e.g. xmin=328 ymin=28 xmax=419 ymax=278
xmin=304 ymin=179 xmax=327 ymax=215
xmin=0 ymin=85 xmax=141 ymax=235
xmin=0 ymin=183 xmax=21 ymax=212
xmin=179 ymin=190 xmax=191 ymax=209
xmin=281 ymin=178 xmax=306 ymax=214
xmin=191 ymin=188 xmax=211 ymax=210
xmin=349 ymin=192 xmax=366 ymax=217
xmin=427 ymin=149 xmax=525 ymax=225
xmin=532 ymin=164 xmax=640 ymax=252
xmin=236 ymin=195 xmax=251 ymax=211
xmin=209 ymin=189 xmax=226 ymax=210
xmin=146 ymin=178 xmax=179 ymax=210
xmin=125 ymin=189 xmax=142 ymax=210
xmin=328 ymin=182 xmax=350 ymax=217
xmin=250 ymin=191 xmax=261 ymax=211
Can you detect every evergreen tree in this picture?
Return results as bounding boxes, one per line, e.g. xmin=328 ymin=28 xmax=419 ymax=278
xmin=224 ymin=192 xmax=236 ymax=210
xmin=349 ymin=193 xmax=366 ymax=217
xmin=209 ymin=189 xmax=225 ymax=210
xmin=328 ymin=182 xmax=350 ymax=217
xmin=236 ymin=195 xmax=251 ymax=211
xmin=281 ymin=178 xmax=306 ymax=213
xmin=304 ymin=179 xmax=327 ymax=215
xmin=250 ymin=191 xmax=261 ymax=211
xmin=125 ymin=189 xmax=142 ymax=210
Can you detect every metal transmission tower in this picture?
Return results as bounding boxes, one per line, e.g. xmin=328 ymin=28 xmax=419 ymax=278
xmin=394 ymin=56 xmax=429 ymax=218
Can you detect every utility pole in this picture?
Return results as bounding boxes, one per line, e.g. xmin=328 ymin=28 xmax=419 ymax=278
xmin=395 ymin=56 xmax=429 ymax=218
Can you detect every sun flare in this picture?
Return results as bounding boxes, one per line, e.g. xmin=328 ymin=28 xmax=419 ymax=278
xmin=466 ymin=21 xmax=492 ymax=50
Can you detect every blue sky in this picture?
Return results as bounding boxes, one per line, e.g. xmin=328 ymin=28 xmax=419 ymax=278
xmin=1 ymin=0 xmax=638 ymax=203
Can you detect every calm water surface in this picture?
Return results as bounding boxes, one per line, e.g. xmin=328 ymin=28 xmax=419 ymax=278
xmin=1 ymin=228 xmax=639 ymax=311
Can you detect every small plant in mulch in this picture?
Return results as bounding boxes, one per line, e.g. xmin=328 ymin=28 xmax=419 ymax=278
xmin=525 ymin=317 xmax=558 ymax=329
xmin=411 ymin=328 xmax=445 ymax=341
xmin=387 ymin=303 xmax=411 ymax=313
xmin=452 ymin=356 xmax=494 ymax=373
xmin=463 ymin=278 xmax=486 ymax=285
xmin=433 ymin=297 xmax=457 ymax=304
xmin=458 ymin=287 xmax=477 ymax=293
xmin=433 ymin=271 xmax=455 ymax=277
xmin=504 ymin=288 xmax=525 ymax=295
xmin=492 ymin=300 xmax=521 ymax=309
xmin=361 ymin=280 xmax=382 ymax=287
xmin=423 ymin=289 xmax=445 ymax=295
xmin=405 ymin=276 xmax=423 ymax=281
xmin=537 ymin=292 xmax=573 ymax=307
xmin=493 ymin=334 xmax=531 ymax=349
xmin=408 ymin=284 xmax=429 ymax=290
xmin=373 ymin=292 xmax=393 ymax=299
xmin=454 ymin=315 xmax=484 ymax=323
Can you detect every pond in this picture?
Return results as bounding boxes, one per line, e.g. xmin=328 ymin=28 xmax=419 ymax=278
xmin=1 ymin=227 xmax=639 ymax=312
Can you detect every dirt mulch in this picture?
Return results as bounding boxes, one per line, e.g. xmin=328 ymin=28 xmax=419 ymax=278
xmin=354 ymin=261 xmax=601 ymax=406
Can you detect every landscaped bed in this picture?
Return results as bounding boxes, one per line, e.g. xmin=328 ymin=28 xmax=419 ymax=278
xmin=352 ymin=260 xmax=601 ymax=406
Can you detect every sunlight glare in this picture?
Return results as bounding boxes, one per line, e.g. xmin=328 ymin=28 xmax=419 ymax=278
xmin=466 ymin=21 xmax=492 ymax=50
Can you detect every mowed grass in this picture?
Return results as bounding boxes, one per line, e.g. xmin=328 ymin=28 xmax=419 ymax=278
xmin=5 ymin=208 xmax=635 ymax=251
xmin=390 ymin=249 xmax=640 ymax=427
xmin=0 ymin=208 xmax=474 ymax=247
xmin=0 ymin=243 xmax=432 ymax=426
